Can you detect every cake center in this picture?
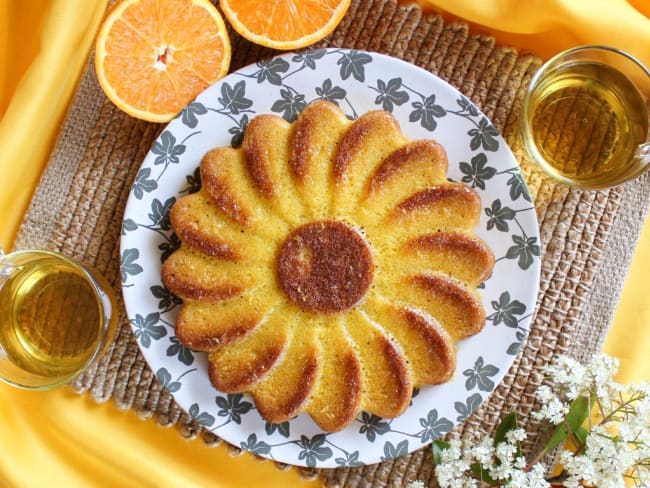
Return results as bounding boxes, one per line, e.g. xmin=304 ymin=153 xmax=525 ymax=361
xmin=277 ymin=221 xmax=374 ymax=314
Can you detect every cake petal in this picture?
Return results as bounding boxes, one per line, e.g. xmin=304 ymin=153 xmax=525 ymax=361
xmin=355 ymin=140 xmax=448 ymax=227
xmin=362 ymin=295 xmax=456 ymax=385
xmin=201 ymin=146 xmax=289 ymax=237
xmin=305 ymin=317 xmax=362 ymax=432
xmin=377 ymin=232 xmax=495 ymax=287
xmin=161 ymin=245 xmax=270 ymax=301
xmin=243 ymin=114 xmax=307 ymax=225
xmin=331 ymin=110 xmax=407 ymax=217
xmin=170 ymin=190 xmax=273 ymax=261
xmin=174 ymin=288 xmax=281 ymax=351
xmin=288 ymin=100 xmax=350 ymax=219
xmin=344 ymin=311 xmax=413 ymax=418
xmin=370 ymin=183 xmax=481 ymax=246
xmin=380 ymin=273 xmax=485 ymax=340
xmin=207 ymin=304 xmax=291 ymax=392
xmin=251 ymin=316 xmax=319 ymax=424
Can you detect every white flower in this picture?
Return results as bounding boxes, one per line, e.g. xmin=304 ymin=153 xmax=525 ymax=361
xmin=440 ymin=438 xmax=462 ymax=464
xmin=535 ymin=385 xmax=556 ymax=403
xmin=495 ymin=441 xmax=517 ymax=462
xmin=435 ymin=438 xmax=475 ymax=488
xmin=469 ymin=436 xmax=494 ymax=466
xmin=489 ymin=442 xmax=518 ymax=480
xmin=505 ymin=428 xmax=527 ymax=444
xmin=636 ymin=463 xmax=650 ymax=485
xmin=513 ymin=455 xmax=527 ymax=470
xmin=616 ymin=408 xmax=650 ymax=445
xmin=628 ymin=381 xmax=650 ymax=421
xmin=434 ymin=354 xmax=650 ymax=488
xmin=562 ymin=425 xmax=638 ymax=488
xmin=561 ymin=450 xmax=595 ymax=487
xmin=546 ymin=356 xmax=585 ymax=393
xmin=532 ymin=396 xmax=569 ymax=424
xmin=406 ymin=481 xmax=425 ymax=488
xmin=434 ymin=460 xmax=474 ymax=488
xmin=587 ymin=354 xmax=619 ymax=385
xmin=584 ymin=354 xmax=620 ymax=408
xmin=508 ymin=463 xmax=550 ymax=488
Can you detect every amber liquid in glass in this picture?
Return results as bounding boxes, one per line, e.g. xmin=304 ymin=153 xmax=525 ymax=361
xmin=0 ymin=252 xmax=103 ymax=380
xmin=525 ymin=61 xmax=648 ymax=186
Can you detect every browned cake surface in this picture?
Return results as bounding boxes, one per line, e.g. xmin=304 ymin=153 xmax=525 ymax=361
xmin=277 ymin=221 xmax=374 ymax=313
xmin=162 ymin=100 xmax=495 ymax=432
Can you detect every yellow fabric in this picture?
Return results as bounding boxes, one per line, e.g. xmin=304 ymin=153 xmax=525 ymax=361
xmin=0 ymin=383 xmax=312 ymax=488
xmin=0 ymin=1 xmax=648 ymax=487
xmin=417 ymin=0 xmax=650 ymax=67
xmin=604 ymin=221 xmax=650 ymax=383
xmin=0 ymin=0 xmax=109 ymax=252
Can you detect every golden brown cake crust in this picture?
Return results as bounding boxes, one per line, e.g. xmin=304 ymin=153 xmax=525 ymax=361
xmin=309 ymin=350 xmax=363 ymax=432
xmin=243 ymin=115 xmax=290 ymax=200
xmin=253 ymin=350 xmax=319 ymax=423
xmin=208 ymin=343 xmax=284 ymax=392
xmin=162 ymin=100 xmax=495 ymax=432
xmin=398 ymin=307 xmax=456 ymax=383
xmin=333 ymin=110 xmax=402 ymax=182
xmin=367 ymin=140 xmax=447 ymax=193
xmin=289 ymin=100 xmax=349 ymax=182
xmin=176 ymin=311 xmax=257 ymax=351
xmin=201 ymin=149 xmax=254 ymax=226
xmin=396 ymin=184 xmax=480 ymax=214
xmin=161 ymin=266 xmax=243 ymax=302
xmin=170 ymin=199 xmax=242 ymax=260
xmin=404 ymin=232 xmax=495 ymax=285
xmin=409 ymin=274 xmax=486 ymax=339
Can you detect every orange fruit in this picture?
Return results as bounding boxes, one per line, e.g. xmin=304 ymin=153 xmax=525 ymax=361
xmin=219 ymin=0 xmax=351 ymax=50
xmin=95 ymin=0 xmax=231 ymax=123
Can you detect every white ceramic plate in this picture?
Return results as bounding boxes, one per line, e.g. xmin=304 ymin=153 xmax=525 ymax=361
xmin=120 ymin=49 xmax=541 ymax=468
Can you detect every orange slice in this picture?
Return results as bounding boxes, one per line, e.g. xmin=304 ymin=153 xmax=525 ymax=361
xmin=219 ymin=0 xmax=351 ymax=50
xmin=95 ymin=0 xmax=231 ymax=122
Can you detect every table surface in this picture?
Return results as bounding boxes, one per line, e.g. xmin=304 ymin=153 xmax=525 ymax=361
xmin=0 ymin=1 xmax=649 ymax=487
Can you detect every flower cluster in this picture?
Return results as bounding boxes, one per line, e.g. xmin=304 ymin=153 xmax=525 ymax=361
xmin=411 ymin=353 xmax=650 ymax=487
xmin=429 ymin=427 xmax=548 ymax=488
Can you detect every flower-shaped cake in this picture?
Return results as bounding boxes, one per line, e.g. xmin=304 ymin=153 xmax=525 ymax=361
xmin=162 ymin=100 xmax=495 ymax=432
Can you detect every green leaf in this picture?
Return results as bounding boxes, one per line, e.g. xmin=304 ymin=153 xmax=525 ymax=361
xmin=432 ymin=440 xmax=450 ymax=465
xmin=543 ymin=396 xmax=590 ymax=454
xmin=493 ymin=411 xmax=518 ymax=446
xmin=470 ymin=463 xmax=499 ymax=485
xmin=574 ymin=426 xmax=589 ymax=446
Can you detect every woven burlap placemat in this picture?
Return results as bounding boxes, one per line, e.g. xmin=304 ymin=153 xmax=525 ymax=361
xmin=15 ymin=0 xmax=650 ymax=486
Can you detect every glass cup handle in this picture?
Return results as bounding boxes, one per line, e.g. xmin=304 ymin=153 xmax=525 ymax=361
xmin=636 ymin=142 xmax=650 ymax=164
xmin=0 ymin=246 xmax=21 ymax=279
xmin=0 ymin=246 xmax=8 ymax=278
xmin=0 ymin=246 xmax=7 ymax=359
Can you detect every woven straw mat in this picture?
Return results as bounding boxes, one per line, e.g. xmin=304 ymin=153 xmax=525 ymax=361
xmin=15 ymin=0 xmax=650 ymax=486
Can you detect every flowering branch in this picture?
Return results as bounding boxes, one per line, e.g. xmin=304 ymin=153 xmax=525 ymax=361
xmin=410 ymin=354 xmax=650 ymax=487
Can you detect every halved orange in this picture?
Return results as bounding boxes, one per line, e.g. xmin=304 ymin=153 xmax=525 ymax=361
xmin=95 ymin=0 xmax=231 ymax=122
xmin=219 ymin=0 xmax=351 ymax=50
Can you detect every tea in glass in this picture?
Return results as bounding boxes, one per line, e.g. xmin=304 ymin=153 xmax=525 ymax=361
xmin=521 ymin=46 xmax=650 ymax=189
xmin=0 ymin=250 xmax=117 ymax=389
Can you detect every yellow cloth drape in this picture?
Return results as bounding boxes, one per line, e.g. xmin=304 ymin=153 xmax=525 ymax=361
xmin=0 ymin=385 xmax=312 ymax=488
xmin=417 ymin=0 xmax=650 ymax=67
xmin=0 ymin=1 xmax=648 ymax=487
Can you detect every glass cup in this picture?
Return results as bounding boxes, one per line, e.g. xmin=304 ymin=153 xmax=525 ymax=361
xmin=520 ymin=45 xmax=650 ymax=189
xmin=0 ymin=248 xmax=118 ymax=390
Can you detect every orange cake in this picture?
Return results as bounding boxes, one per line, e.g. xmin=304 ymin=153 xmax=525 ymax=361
xmin=161 ymin=100 xmax=495 ymax=432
